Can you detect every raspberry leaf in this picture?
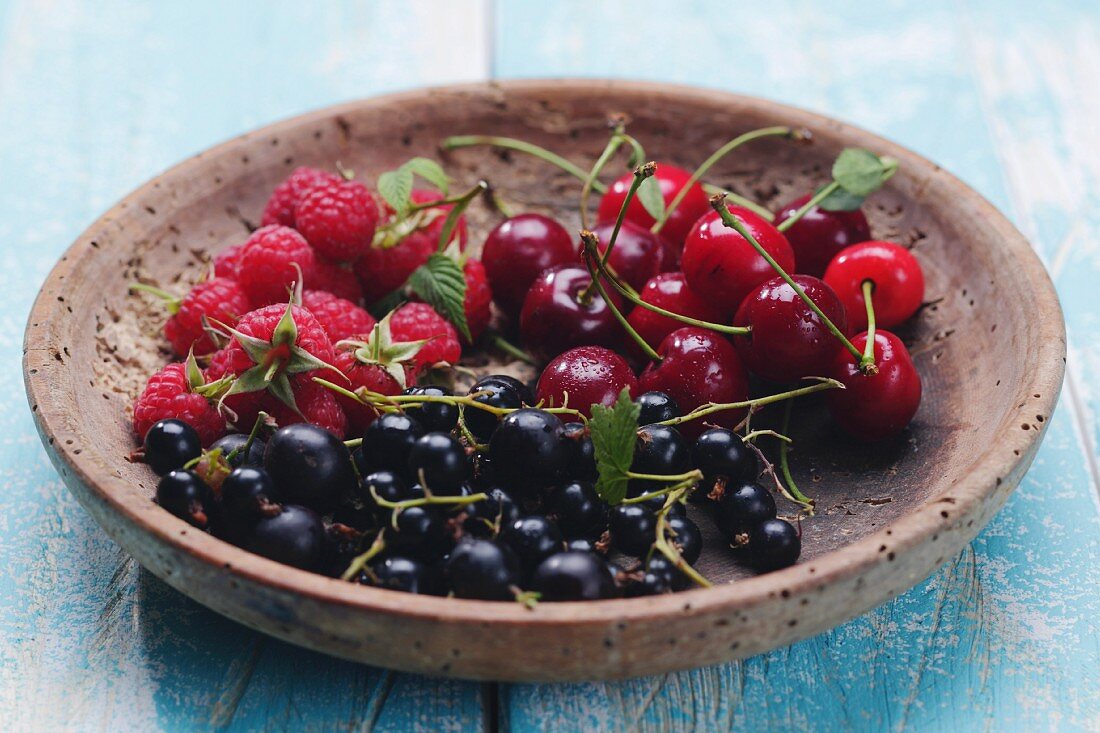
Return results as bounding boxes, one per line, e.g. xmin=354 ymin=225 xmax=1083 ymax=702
xmin=407 ymin=253 xmax=471 ymax=342
xmin=402 ymin=157 xmax=450 ymax=196
xmin=589 ymin=387 xmax=640 ymax=505
xmin=378 ymin=167 xmax=414 ymax=217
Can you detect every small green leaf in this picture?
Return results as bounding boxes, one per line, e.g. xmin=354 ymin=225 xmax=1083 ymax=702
xmin=636 ymin=175 xmax=666 ymax=220
xmin=589 ymin=388 xmax=640 ymax=505
xmin=377 ymin=168 xmax=414 ymax=217
xmin=816 ymin=184 xmax=865 ymax=212
xmin=271 ymin=303 xmax=299 ymax=347
xmin=832 ymin=148 xmax=890 ymax=197
xmin=402 ymin=157 xmax=449 ymax=195
xmin=407 ymin=253 xmax=471 ymax=342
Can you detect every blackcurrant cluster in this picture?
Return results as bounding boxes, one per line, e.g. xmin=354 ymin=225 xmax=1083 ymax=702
xmin=143 ymin=378 xmax=802 ymax=603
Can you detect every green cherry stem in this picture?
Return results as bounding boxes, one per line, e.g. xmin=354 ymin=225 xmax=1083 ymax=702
xmin=860 ymin=279 xmax=879 ymax=375
xmin=778 ymin=398 xmax=814 ymax=510
xmin=711 ymin=194 xmax=863 ymax=362
xmin=655 ymin=379 xmax=843 ymax=427
xmin=440 ymin=135 xmax=603 ymax=192
xmin=577 ymin=161 xmax=654 ymax=303
xmin=775 ymin=181 xmax=839 ymax=232
xmin=436 ymin=180 xmax=488 ymax=252
xmin=580 ymin=129 xmax=626 ymax=230
xmin=488 ymin=332 xmax=537 ymax=366
xmin=653 ymin=126 xmax=800 ymax=234
xmin=341 ymin=532 xmax=386 ymax=581
xmin=579 ymin=235 xmax=662 ymax=362
xmin=701 ymin=183 xmax=775 ymax=221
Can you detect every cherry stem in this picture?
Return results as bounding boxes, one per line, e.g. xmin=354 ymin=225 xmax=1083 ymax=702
xmin=580 ymin=128 xmax=626 ymax=230
xmin=775 ymin=181 xmax=839 ymax=233
xmin=341 ymin=532 xmax=386 ymax=581
xmin=860 ymin=280 xmax=879 ymax=374
xmin=579 ymin=234 xmax=662 ymax=362
xmin=405 ymin=184 xmax=487 ymax=216
xmin=577 ymin=161 xmax=654 ymax=303
xmin=701 ymin=183 xmax=775 ymax=221
xmin=653 ymin=487 xmax=712 ymax=588
xmin=778 ymin=397 xmax=815 ymax=511
xmin=436 ymin=180 xmax=488 ymax=252
xmin=655 ymin=379 xmax=843 ymax=427
xmin=441 ymin=135 xmax=603 ymax=192
xmin=489 ymin=332 xmax=537 ymax=365
xmin=486 ymin=185 xmax=515 ymax=218
xmin=711 ymin=194 xmax=863 ymax=362
xmin=653 ymin=126 xmax=800 ymax=233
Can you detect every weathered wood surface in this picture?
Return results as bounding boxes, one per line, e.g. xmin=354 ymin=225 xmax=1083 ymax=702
xmin=2 ymin=0 xmax=1097 ymax=730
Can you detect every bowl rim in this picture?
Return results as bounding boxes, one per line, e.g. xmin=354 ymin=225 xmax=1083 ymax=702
xmin=23 ymin=78 xmax=1066 ymax=629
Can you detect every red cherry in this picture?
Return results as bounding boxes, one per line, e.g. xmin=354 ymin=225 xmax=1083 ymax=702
xmin=626 ymin=272 xmax=725 ymax=357
xmin=681 ymin=205 xmax=796 ymax=315
xmin=597 ymin=163 xmax=709 ymax=252
xmin=638 ymin=327 xmax=749 ymax=438
xmin=823 ymin=241 xmax=924 ymax=332
xmin=774 ymin=193 xmax=871 ymax=278
xmin=827 ymin=330 xmax=921 ymax=440
xmin=733 ymin=275 xmax=849 ymax=383
xmin=581 ymin=220 xmax=668 ymax=292
xmin=519 ymin=265 xmax=624 ymax=363
xmin=536 ymin=346 xmax=638 ymax=418
xmin=482 ymin=213 xmax=575 ymax=318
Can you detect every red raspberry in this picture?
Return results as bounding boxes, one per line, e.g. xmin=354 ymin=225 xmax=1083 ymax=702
xmin=265 ymin=375 xmax=347 ymax=438
xmin=234 ymin=303 xmax=335 ymax=366
xmin=133 ymin=362 xmax=226 ymax=446
xmin=261 ymin=166 xmax=340 ymax=228
xmin=301 ymin=290 xmax=376 ymax=343
xmin=311 ymin=257 xmax=364 ymax=303
xmin=389 ymin=302 xmax=461 ymax=373
xmin=163 ymin=277 xmax=251 ymax=356
xmin=237 ymin=225 xmax=317 ymax=305
xmin=462 ymin=258 xmax=492 ymax=342
xmin=354 ymin=189 xmax=468 ymax=303
xmin=213 ymin=243 xmax=246 ymax=278
xmin=295 ymin=180 xmax=380 ymax=262
xmin=332 ymin=343 xmax=406 ymax=435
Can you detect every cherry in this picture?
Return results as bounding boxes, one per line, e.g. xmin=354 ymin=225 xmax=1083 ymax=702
xmin=626 ymin=272 xmax=726 ymax=357
xmin=826 ymin=330 xmax=921 ymax=440
xmin=681 ymin=204 xmax=796 ymax=315
xmin=732 ymin=274 xmax=850 ymax=383
xmin=535 ymin=346 xmax=638 ymax=418
xmin=638 ymin=327 xmax=749 ymax=438
xmin=774 ymin=193 xmax=871 ymax=278
xmin=597 ymin=163 xmax=709 ymax=251
xmin=481 ymin=213 xmax=575 ymax=317
xmin=582 ymin=220 xmax=668 ymax=291
xmin=519 ymin=264 xmax=624 ymax=363
xmin=823 ymin=241 xmax=924 ymax=332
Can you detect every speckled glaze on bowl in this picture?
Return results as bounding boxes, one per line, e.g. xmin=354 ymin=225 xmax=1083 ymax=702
xmin=23 ymin=80 xmax=1065 ymax=681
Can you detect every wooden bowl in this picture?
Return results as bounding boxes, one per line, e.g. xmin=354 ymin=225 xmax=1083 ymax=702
xmin=23 ymin=80 xmax=1065 ymax=681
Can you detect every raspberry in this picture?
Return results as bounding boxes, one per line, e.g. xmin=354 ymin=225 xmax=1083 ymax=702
xmin=163 ymin=277 xmax=251 ymax=356
xmin=265 ymin=375 xmax=347 ymax=438
xmin=295 ymin=180 xmax=380 ymax=262
xmin=301 ymin=290 xmax=376 ymax=343
xmin=213 ymin=243 xmax=246 ymax=278
xmin=390 ymin=302 xmax=461 ymax=373
xmin=235 ymin=303 xmax=335 ymax=366
xmin=261 ymin=166 xmax=340 ymax=228
xmin=237 ymin=225 xmax=317 ymax=305
xmin=462 ymin=258 xmax=492 ymax=343
xmin=133 ymin=362 xmax=226 ymax=446
xmin=311 ymin=257 xmax=363 ymax=303
xmin=206 ymin=347 xmax=265 ymax=429
xmin=354 ymin=189 xmax=468 ymax=304
xmin=332 ymin=342 xmax=406 ymax=435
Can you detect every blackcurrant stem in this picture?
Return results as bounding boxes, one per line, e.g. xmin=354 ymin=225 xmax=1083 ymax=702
xmin=341 ymin=532 xmax=386 ymax=581
xmin=227 ymin=411 xmax=269 ymax=464
xmin=314 ymin=378 xmax=585 ymax=419
xmin=440 ymin=135 xmax=603 ymax=192
xmin=577 ymin=161 xmax=655 ymax=303
xmin=653 ymin=126 xmax=798 ymax=234
xmin=743 ymin=428 xmax=791 ymax=444
xmin=701 ymin=183 xmax=775 ymax=221
xmin=652 ymin=487 xmax=712 ymax=588
xmin=368 ymin=480 xmax=488 ymax=511
xmin=778 ymin=397 xmax=815 ymax=512
xmin=489 ymin=332 xmax=537 ymax=365
xmin=579 ymin=237 xmax=662 ymax=362
xmin=620 ymin=475 xmax=700 ymax=506
xmin=580 ymin=130 xmax=626 ymax=230
xmin=457 ymin=410 xmax=488 ymax=451
xmin=344 ymin=437 xmax=363 ymax=449
xmin=625 ymin=468 xmax=703 ymax=484
xmin=775 ymin=181 xmax=839 ymax=233
xmin=711 ymin=195 xmax=864 ymax=362
xmin=860 ymin=279 xmax=879 ymax=375
xmin=655 ymin=379 xmax=843 ymax=427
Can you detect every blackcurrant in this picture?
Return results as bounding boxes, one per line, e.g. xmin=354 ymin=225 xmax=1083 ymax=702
xmin=244 ymin=504 xmax=324 ymax=570
xmin=565 ymin=537 xmax=602 ymax=554
xmin=385 ymin=504 xmax=450 ymax=559
xmin=446 ymin=538 xmax=522 ymax=600
xmin=531 ymin=551 xmax=617 ymax=601
xmin=636 ymin=391 xmax=680 ymax=425
xmin=461 ymin=486 xmax=521 ymax=539
xmin=488 ymin=409 xmax=566 ymax=491
xmin=715 ymin=482 xmax=777 ymax=543
xmin=356 ymin=412 xmax=424 ymax=476
xmin=693 ymin=428 xmax=758 ymax=497
xmin=155 ymin=470 xmax=211 ymax=528
xmin=362 ymin=556 xmax=445 ymax=595
xmin=547 ymin=481 xmax=608 ymax=540
xmin=560 ymin=422 xmax=597 ymax=480
xmin=608 ymin=504 xmax=656 ymax=557
xmin=144 ymin=419 xmax=202 ymax=476
xmin=748 ymin=518 xmax=801 ymax=571
xmin=264 ymin=424 xmax=356 ymax=513
xmin=665 ymin=514 xmax=702 ymax=565
xmin=361 ymin=470 xmax=416 ymax=514
xmin=465 ymin=375 xmax=530 ymax=442
xmin=501 ymin=515 xmax=563 ymax=576
xmin=630 ymin=424 xmax=691 ymax=494
xmin=402 ymin=385 xmax=459 ymax=433
xmin=220 ymin=466 xmax=281 ymax=523
xmin=407 ymin=432 xmax=469 ymax=495
xmin=211 ymin=433 xmax=267 ymax=469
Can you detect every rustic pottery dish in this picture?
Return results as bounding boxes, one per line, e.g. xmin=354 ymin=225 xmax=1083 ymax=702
xmin=23 ymin=80 xmax=1065 ymax=681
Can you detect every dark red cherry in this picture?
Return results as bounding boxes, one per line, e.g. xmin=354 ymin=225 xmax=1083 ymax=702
xmin=626 ymin=272 xmax=726 ymax=358
xmin=733 ymin=274 xmax=849 ymax=383
xmin=682 ymin=205 xmax=796 ymax=315
xmin=519 ymin=264 xmax=624 ymax=363
xmin=638 ymin=327 xmax=749 ymax=438
xmin=823 ymin=241 xmax=924 ymax=332
xmin=481 ymin=213 xmax=576 ymax=317
xmin=597 ymin=163 xmax=709 ymax=253
xmin=826 ymin=330 xmax=921 ymax=440
xmin=774 ymin=193 xmax=871 ymax=278
xmin=581 ymin=220 xmax=668 ymax=291
xmin=536 ymin=346 xmax=638 ymax=418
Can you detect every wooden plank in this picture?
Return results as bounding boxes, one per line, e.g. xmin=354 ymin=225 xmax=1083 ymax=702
xmin=0 ymin=1 xmax=489 ymax=730
xmin=494 ymin=1 xmax=1100 ymax=731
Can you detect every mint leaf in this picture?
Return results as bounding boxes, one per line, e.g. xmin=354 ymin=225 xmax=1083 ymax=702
xmin=407 ymin=253 xmax=471 ymax=342
xmin=589 ymin=388 xmax=640 ymax=505
xmin=636 ymin=175 xmax=666 ymax=220
xmin=377 ymin=168 xmax=414 ymax=217
xmin=402 ymin=157 xmax=450 ymax=195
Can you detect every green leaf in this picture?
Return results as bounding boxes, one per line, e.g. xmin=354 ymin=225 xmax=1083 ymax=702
xmin=377 ymin=167 xmax=414 ymax=217
xmin=816 ymin=184 xmax=865 ymax=212
xmin=402 ymin=157 xmax=449 ymax=195
xmin=832 ymin=148 xmax=891 ymax=197
xmin=636 ymin=175 xmax=666 ymax=220
xmin=407 ymin=253 xmax=471 ymax=342
xmin=589 ymin=388 xmax=640 ymax=505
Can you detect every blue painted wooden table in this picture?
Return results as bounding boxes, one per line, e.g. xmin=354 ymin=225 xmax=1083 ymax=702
xmin=3 ymin=1 xmax=1098 ymax=730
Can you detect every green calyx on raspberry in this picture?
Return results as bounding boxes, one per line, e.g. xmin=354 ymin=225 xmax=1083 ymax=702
xmin=129 ymin=282 xmax=183 ymax=315
xmin=184 ymin=348 xmax=233 ymax=400
xmin=336 ymin=311 xmax=429 ymax=391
